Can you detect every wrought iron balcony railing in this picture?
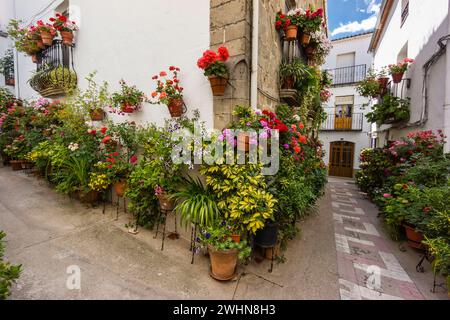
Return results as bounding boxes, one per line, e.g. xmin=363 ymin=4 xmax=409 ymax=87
xmin=320 ymin=113 xmax=364 ymax=131
xmin=326 ymin=64 xmax=367 ymax=86
xmin=30 ymin=40 xmax=77 ymax=97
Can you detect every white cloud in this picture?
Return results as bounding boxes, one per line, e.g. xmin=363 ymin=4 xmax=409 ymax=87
xmin=331 ymin=0 xmax=381 ymax=37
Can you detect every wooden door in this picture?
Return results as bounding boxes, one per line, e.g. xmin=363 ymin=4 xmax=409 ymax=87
xmin=329 ymin=142 xmax=355 ymax=178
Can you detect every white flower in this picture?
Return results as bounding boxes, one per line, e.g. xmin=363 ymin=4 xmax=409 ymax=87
xmin=68 ymin=143 xmax=79 ymax=151
xmin=293 ymin=115 xmax=301 ymax=121
xmin=287 ymin=8 xmax=305 ymax=16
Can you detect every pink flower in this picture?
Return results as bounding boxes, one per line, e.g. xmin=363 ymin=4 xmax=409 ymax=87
xmin=130 ymin=155 xmax=138 ymax=165
xmin=383 ymin=194 xmax=393 ymax=199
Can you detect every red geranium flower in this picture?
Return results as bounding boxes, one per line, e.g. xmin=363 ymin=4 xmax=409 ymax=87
xmin=160 ymin=71 xmax=167 ymax=77
xmin=102 ymin=136 xmax=111 ymax=144
xmin=130 ymin=155 xmax=138 ymax=165
xmin=101 ymin=127 xmax=107 ymax=134
xmin=218 ymin=46 xmax=230 ymax=62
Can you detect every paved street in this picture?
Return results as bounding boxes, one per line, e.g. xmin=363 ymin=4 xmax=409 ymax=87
xmin=0 ymin=167 xmax=447 ymax=300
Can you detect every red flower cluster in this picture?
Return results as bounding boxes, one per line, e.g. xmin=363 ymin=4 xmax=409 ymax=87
xmin=275 ymin=12 xmax=291 ymax=30
xmin=197 ymin=46 xmax=229 ymax=70
xmin=260 ymin=110 xmax=289 ymax=133
xmin=290 ymin=123 xmax=308 ymax=155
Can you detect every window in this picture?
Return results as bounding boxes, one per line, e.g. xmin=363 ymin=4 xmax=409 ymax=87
xmin=335 ymin=96 xmax=354 ymax=130
xmin=401 ymin=0 xmax=409 ymax=26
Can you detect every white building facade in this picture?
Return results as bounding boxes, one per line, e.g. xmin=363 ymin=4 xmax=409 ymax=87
xmin=320 ymin=32 xmax=374 ymax=178
xmin=369 ymin=0 xmax=450 ymax=152
xmin=0 ymin=0 xmax=214 ymax=128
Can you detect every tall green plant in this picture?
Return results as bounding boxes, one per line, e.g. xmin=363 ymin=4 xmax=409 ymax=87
xmin=0 ymin=231 xmax=21 ymax=300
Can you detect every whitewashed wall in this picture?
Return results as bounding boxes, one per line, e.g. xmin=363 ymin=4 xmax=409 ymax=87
xmin=372 ymin=0 xmax=449 ymax=142
xmin=321 ymin=33 xmax=373 ymax=170
xmin=0 ymin=0 xmax=14 ymax=89
xmin=10 ymin=0 xmax=213 ymax=128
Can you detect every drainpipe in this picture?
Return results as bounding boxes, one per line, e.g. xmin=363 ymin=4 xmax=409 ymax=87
xmin=444 ymin=0 xmax=450 ymax=153
xmin=250 ymin=0 xmax=259 ymax=110
xmin=13 ymin=0 xmax=20 ymax=99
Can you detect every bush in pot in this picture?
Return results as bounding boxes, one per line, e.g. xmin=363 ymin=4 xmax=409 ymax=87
xmin=279 ymin=58 xmax=312 ymax=90
xmin=198 ymin=220 xmax=251 ymax=281
xmin=388 ymin=58 xmax=414 ymax=84
xmin=366 ymin=94 xmax=410 ymax=125
xmin=298 ymin=8 xmax=324 ymax=46
xmin=36 ymin=20 xmax=57 ymax=46
xmin=150 ymin=67 xmax=185 ymax=118
xmin=356 ymin=69 xmax=381 ymax=99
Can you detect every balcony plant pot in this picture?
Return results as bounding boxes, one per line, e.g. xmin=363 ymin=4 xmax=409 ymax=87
xmin=167 ymin=98 xmax=184 ymax=118
xmin=237 ymin=132 xmax=250 ymax=152
xmin=10 ymin=160 xmax=23 ymax=171
xmin=90 ymin=108 xmax=105 ymax=121
xmin=40 ymin=32 xmax=54 ymax=46
xmin=208 ymin=75 xmax=228 ymax=96
xmin=391 ymin=72 xmax=404 ymax=84
xmin=404 ymin=224 xmax=424 ymax=249
xmin=284 ymin=25 xmax=298 ymax=41
xmin=60 ymin=31 xmax=74 ymax=46
xmin=31 ymin=54 xmax=39 ymax=64
xmin=114 ymin=180 xmax=127 ymax=198
xmin=79 ymin=190 xmax=99 ymax=204
xmin=300 ymin=32 xmax=311 ymax=46
xmin=208 ymin=245 xmax=238 ymax=281
xmin=254 ymin=221 xmax=279 ymax=248
xmin=282 ymin=75 xmax=295 ymax=89
xmin=157 ymin=193 xmax=175 ymax=211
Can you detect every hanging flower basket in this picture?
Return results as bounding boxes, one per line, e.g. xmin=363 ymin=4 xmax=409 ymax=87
xmin=285 ymin=25 xmax=298 ymax=41
xmin=378 ymin=77 xmax=390 ymax=89
xmin=391 ymin=72 xmax=404 ymax=84
xmin=300 ymin=33 xmax=312 ymax=46
xmin=167 ymin=98 xmax=184 ymax=118
xmin=40 ymin=31 xmax=54 ymax=46
xmin=208 ymin=75 xmax=228 ymax=96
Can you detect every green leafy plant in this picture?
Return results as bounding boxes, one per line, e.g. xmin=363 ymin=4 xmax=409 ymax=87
xmin=366 ymin=94 xmax=410 ymax=125
xmin=0 ymin=231 xmax=21 ymax=300
xmin=279 ymin=58 xmax=312 ymax=88
xmin=198 ymin=221 xmax=251 ymax=261
xmin=356 ymin=69 xmax=380 ymax=98
xmin=174 ymin=176 xmax=219 ymax=228
xmin=111 ymin=80 xmax=146 ymax=114
xmin=0 ymin=49 xmax=14 ymax=77
xmin=7 ymin=19 xmax=40 ymax=56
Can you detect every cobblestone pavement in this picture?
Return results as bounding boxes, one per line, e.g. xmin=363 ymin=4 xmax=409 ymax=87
xmin=328 ymin=177 xmax=447 ymax=300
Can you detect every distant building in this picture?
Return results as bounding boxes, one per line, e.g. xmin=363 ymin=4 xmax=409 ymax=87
xmin=369 ymin=0 xmax=450 ymax=152
xmin=320 ymin=32 xmax=374 ymax=178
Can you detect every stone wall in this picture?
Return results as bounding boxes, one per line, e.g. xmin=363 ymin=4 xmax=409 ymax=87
xmin=210 ymin=0 xmax=327 ymax=128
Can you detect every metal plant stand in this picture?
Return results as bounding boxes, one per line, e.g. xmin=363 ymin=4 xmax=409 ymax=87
xmin=189 ymin=224 xmax=198 ymax=265
xmin=153 ymin=208 xmax=178 ymax=251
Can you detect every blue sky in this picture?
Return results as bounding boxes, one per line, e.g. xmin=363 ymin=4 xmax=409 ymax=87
xmin=328 ymin=0 xmax=382 ymax=39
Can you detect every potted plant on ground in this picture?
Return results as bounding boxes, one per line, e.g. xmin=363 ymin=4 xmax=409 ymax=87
xmin=151 ymin=67 xmax=185 ymax=118
xmin=0 ymin=49 xmax=15 ymax=86
xmin=388 ymin=58 xmax=414 ymax=84
xmin=173 ymin=176 xmax=219 ymax=229
xmin=36 ymin=20 xmax=57 ymax=46
xmin=112 ymin=80 xmax=146 ymax=115
xmin=198 ymin=220 xmax=251 ymax=281
xmin=197 ymin=47 xmax=230 ymax=96
xmin=50 ymin=13 xmax=78 ymax=46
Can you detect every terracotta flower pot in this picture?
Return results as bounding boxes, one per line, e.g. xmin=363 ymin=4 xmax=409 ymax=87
xmin=167 ymin=98 xmax=184 ymax=118
xmin=230 ymin=234 xmax=241 ymax=244
xmin=121 ymin=105 xmax=138 ymax=113
xmin=60 ymin=31 xmax=74 ymax=46
xmin=208 ymin=75 xmax=228 ymax=96
xmin=237 ymin=132 xmax=250 ymax=152
xmin=157 ymin=193 xmax=175 ymax=211
xmin=392 ymin=72 xmax=404 ymax=84
xmin=208 ymin=245 xmax=238 ymax=281
xmin=21 ymin=161 xmax=34 ymax=170
xmin=265 ymin=244 xmax=281 ymax=260
xmin=31 ymin=54 xmax=39 ymax=64
xmin=40 ymin=31 xmax=54 ymax=46
xmin=90 ymin=109 xmax=105 ymax=121
xmin=404 ymin=225 xmax=424 ymax=249
xmin=284 ymin=25 xmax=298 ymax=41
xmin=300 ymin=33 xmax=311 ymax=46
xmin=114 ymin=180 xmax=127 ymax=198
xmin=282 ymin=75 xmax=295 ymax=89
xmin=5 ymin=78 xmax=15 ymax=86
xmin=10 ymin=160 xmax=23 ymax=171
